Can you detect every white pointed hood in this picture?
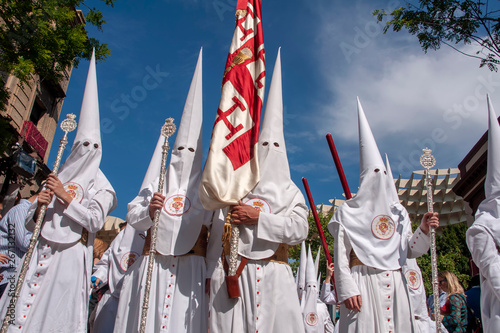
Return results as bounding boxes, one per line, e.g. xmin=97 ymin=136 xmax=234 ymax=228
xmin=474 ymin=95 xmax=500 ymax=245
xmin=154 ymin=49 xmax=211 ymax=255
xmin=328 ymin=98 xmax=411 ymax=270
xmin=113 ymin=134 xmax=166 ymax=294
xmin=314 ymin=245 xmax=321 ymax=280
xmin=385 ymin=154 xmax=400 ymax=205
xmin=238 ymin=49 xmax=306 ymax=259
xmin=302 ymin=245 xmax=320 ymax=331
xmin=358 ymin=97 xmax=386 ymax=183
xmin=485 ymin=95 xmax=500 ymax=198
xmin=116 ymin=134 xmax=168 ymax=294
xmin=141 ymin=135 xmax=165 ymax=191
xmin=297 ymin=241 xmax=307 ymax=301
xmin=42 ymin=49 xmax=116 ymax=243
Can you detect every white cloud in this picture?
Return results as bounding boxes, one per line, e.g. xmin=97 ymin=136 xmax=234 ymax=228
xmin=310 ymin=1 xmax=499 ymax=174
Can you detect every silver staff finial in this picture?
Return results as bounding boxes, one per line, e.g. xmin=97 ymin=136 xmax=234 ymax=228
xmin=60 ymin=114 xmax=77 ymax=133
xmin=420 ymin=148 xmax=436 ymax=170
xmin=161 ymin=118 xmax=176 ymax=138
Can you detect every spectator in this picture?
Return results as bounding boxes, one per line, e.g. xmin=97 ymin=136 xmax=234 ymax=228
xmin=428 ymin=277 xmax=448 ymax=315
xmin=465 ymin=275 xmax=481 ymax=321
xmin=93 ymin=238 xmax=108 ymax=266
xmin=436 ymin=271 xmax=468 ymax=333
xmin=0 ymin=193 xmax=36 ymax=297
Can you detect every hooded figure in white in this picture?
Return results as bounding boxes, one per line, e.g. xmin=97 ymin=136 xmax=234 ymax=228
xmin=0 ymin=50 xmax=117 ymax=333
xmin=208 ymin=49 xmax=309 ymax=333
xmin=327 ymin=98 xmax=438 ymax=333
xmin=467 ymin=95 xmax=500 ymax=333
xmin=114 ymin=49 xmax=214 ymax=333
xmin=297 ymin=240 xmax=307 ymax=300
xmin=302 ymin=245 xmax=335 ymax=333
xmin=385 ymin=154 xmax=447 ymax=333
xmin=91 ymin=136 xmax=165 ymax=332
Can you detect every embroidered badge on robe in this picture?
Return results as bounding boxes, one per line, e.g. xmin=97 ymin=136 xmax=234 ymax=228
xmin=371 ymin=215 xmax=395 ymax=240
xmin=164 ymin=195 xmax=191 ymax=216
xmin=244 ymin=198 xmax=271 ymax=214
xmin=63 ymin=182 xmax=84 ymax=203
xmin=405 ymin=269 xmax=422 ymax=290
xmin=305 ymin=312 xmax=318 ymax=326
xmin=120 ymin=252 xmax=140 ymax=271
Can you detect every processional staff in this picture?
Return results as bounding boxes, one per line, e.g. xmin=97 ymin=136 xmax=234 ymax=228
xmin=139 ymin=118 xmax=176 ymax=333
xmin=420 ymin=148 xmax=441 ymax=333
xmin=1 ymin=114 xmax=78 ymax=332
xmin=301 ymin=177 xmax=336 ymax=298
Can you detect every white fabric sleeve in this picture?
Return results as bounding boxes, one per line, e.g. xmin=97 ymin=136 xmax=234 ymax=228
xmin=467 ymin=225 xmax=500 ymax=302
xmin=63 ymin=189 xmax=116 ymax=233
xmin=333 ymin=223 xmax=360 ymax=303
xmin=92 ymin=245 xmax=111 ymax=284
xmin=407 ymin=227 xmax=431 ymax=258
xmin=318 ymin=301 xmax=335 ymax=333
xmin=126 ymin=187 xmax=155 ymax=232
xmin=206 ymin=210 xmax=225 ymax=279
xmin=324 ymin=311 xmax=335 ymax=333
xmin=320 ymin=282 xmax=338 ymax=305
xmin=24 ymin=200 xmax=38 ymax=232
xmin=256 ymin=201 xmax=308 ymax=246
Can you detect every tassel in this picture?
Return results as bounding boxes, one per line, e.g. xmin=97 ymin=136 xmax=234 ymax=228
xmin=222 ymin=212 xmax=232 ymax=242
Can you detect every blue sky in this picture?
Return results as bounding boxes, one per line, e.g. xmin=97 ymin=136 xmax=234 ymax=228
xmin=48 ymin=0 xmax=500 ymax=219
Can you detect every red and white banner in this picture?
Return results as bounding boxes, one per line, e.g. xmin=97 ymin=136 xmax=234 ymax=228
xmin=199 ymin=0 xmax=265 ymax=210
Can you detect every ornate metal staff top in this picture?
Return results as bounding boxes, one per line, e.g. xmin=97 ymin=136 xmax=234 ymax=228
xmin=140 ymin=118 xmax=176 ymax=333
xmin=420 ymin=148 xmax=441 ymax=333
xmin=1 ymin=114 xmax=77 ymax=332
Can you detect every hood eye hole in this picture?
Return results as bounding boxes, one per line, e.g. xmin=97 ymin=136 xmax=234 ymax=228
xmin=83 ymin=141 xmax=90 ymax=146
xmin=263 ymin=142 xmax=269 ymax=146
xmin=384 ymin=171 xmax=387 ymax=175
xmin=94 ymin=144 xmax=99 ymax=149
xmin=274 ymin=142 xmax=279 ymax=147
xmin=374 ymin=168 xmax=380 ymax=173
xmin=178 ymin=146 xmax=185 ymax=150
xmin=188 ymin=148 xmax=194 ymax=152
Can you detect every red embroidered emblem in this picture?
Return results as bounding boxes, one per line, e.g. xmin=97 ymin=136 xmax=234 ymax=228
xmin=405 ymin=269 xmax=421 ymax=290
xmin=371 ymin=215 xmax=395 ymax=240
xmin=164 ymin=195 xmax=191 ymax=216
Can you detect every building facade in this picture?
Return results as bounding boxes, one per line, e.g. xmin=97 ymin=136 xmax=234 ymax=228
xmin=0 ymin=9 xmax=85 ymax=213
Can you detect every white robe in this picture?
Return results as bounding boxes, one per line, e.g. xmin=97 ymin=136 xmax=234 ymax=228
xmin=113 ymin=202 xmax=212 ymax=333
xmin=332 ymin=223 xmax=430 ymax=333
xmin=92 ymin=226 xmax=145 ymax=333
xmin=208 ymin=202 xmax=308 ymax=333
xmin=317 ymin=299 xmax=335 ymax=333
xmin=403 ymin=259 xmax=448 ymax=333
xmin=466 ymin=223 xmax=500 ymax=333
xmin=0 ymin=187 xmax=116 ymax=333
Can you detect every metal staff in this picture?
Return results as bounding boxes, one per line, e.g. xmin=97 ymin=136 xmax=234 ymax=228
xmin=140 ymin=118 xmax=176 ymax=333
xmin=420 ymin=148 xmax=441 ymax=333
xmin=228 ymin=215 xmax=239 ymax=277
xmin=326 ymin=134 xmax=352 ymax=199
xmin=1 ymin=114 xmax=77 ymax=332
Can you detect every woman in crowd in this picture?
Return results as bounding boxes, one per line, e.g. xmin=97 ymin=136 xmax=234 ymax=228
xmin=437 ymin=270 xmax=468 ymax=333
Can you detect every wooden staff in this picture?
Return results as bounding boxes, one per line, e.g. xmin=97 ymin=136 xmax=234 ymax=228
xmin=326 ymin=134 xmax=352 ymax=199
xmin=1 ymin=114 xmax=77 ymax=332
xmin=301 ymin=177 xmax=337 ymax=300
xmin=140 ymin=118 xmax=176 ymax=333
xmin=301 ymin=178 xmax=332 ymax=265
xmin=420 ymin=148 xmax=441 ymax=333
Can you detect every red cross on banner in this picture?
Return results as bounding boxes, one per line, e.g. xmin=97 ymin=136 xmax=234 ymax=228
xmin=199 ymin=0 xmax=265 ymax=210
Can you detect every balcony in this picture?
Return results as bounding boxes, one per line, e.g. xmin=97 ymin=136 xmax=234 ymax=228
xmin=22 ymin=120 xmax=48 ymax=159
